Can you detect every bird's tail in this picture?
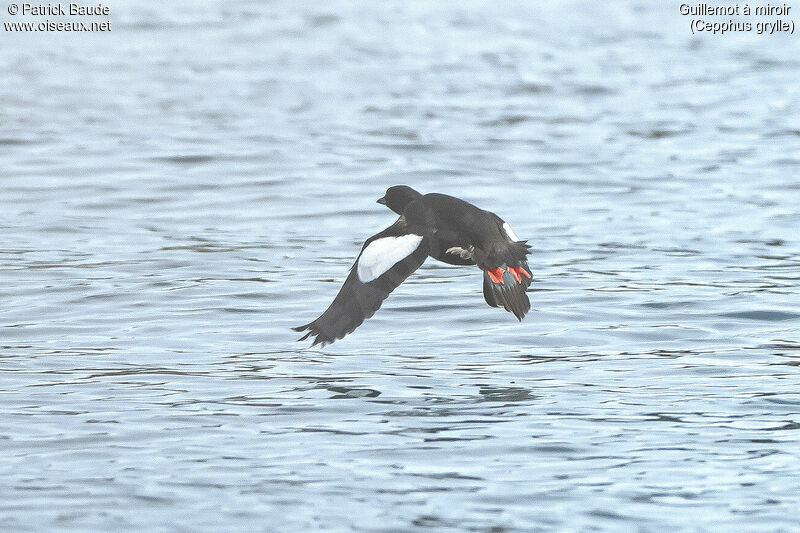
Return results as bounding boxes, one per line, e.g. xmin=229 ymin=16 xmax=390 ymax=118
xmin=482 ymin=261 xmax=532 ymax=321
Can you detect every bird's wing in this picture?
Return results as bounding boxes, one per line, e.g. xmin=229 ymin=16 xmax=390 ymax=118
xmin=294 ymin=218 xmax=430 ymax=346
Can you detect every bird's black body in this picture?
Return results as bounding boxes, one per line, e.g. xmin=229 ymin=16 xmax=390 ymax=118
xmin=294 ymin=186 xmax=533 ymax=346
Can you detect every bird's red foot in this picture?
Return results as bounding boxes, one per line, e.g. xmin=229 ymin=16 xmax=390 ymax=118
xmin=485 ymin=266 xmax=505 ymax=284
xmin=507 ymin=266 xmax=531 ymax=282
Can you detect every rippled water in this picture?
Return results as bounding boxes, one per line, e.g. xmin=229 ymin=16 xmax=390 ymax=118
xmin=2 ymin=1 xmax=800 ymax=531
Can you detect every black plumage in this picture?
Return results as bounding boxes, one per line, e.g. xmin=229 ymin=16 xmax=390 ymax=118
xmin=293 ymin=185 xmax=533 ymax=346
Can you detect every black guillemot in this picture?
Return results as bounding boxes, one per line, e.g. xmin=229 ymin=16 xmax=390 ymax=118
xmin=294 ymin=185 xmax=533 ymax=346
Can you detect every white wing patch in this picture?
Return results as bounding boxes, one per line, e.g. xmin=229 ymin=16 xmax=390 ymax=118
xmin=357 ymin=234 xmax=424 ymax=283
xmin=502 ymin=222 xmax=520 ymax=242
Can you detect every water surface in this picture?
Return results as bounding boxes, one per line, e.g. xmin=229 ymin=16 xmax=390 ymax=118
xmin=2 ymin=1 xmax=800 ymax=531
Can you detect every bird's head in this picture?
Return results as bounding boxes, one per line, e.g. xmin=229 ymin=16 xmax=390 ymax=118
xmin=377 ymin=185 xmax=422 ymax=215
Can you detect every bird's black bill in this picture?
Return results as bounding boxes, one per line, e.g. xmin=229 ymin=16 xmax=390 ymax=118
xmin=377 ymin=197 xmax=386 ymax=205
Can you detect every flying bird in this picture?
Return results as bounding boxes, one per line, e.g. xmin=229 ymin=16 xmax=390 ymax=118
xmin=294 ymin=186 xmax=533 ymax=346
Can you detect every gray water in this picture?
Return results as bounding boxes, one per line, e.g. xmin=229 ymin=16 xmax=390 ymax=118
xmin=2 ymin=1 xmax=800 ymax=531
